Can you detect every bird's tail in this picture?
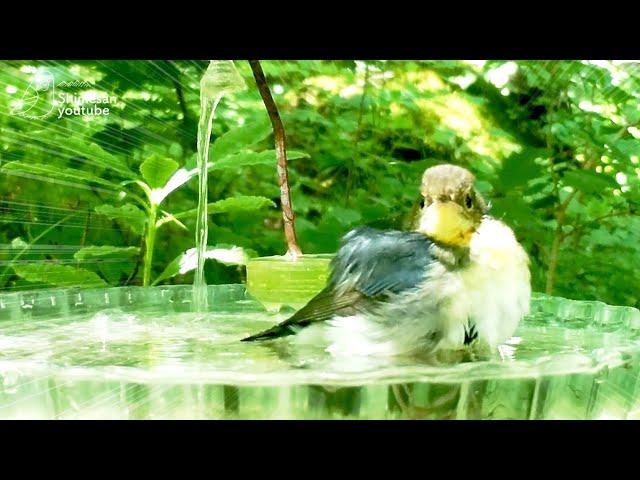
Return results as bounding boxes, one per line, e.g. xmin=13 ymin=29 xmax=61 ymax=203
xmin=240 ymin=323 xmax=298 ymax=342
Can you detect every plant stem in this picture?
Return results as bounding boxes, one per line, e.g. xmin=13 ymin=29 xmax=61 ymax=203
xmin=142 ymin=204 xmax=157 ymax=287
xmin=248 ymin=60 xmax=302 ymax=258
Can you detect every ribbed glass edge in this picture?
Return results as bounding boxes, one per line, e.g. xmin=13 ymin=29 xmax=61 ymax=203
xmin=1 ymin=285 xmax=640 ymax=384
xmin=0 ymin=284 xmax=265 ymax=322
xmin=0 ymin=285 xmax=637 ymax=322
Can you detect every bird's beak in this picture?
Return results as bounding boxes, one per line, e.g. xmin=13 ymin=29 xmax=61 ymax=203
xmin=417 ymin=200 xmax=475 ymax=247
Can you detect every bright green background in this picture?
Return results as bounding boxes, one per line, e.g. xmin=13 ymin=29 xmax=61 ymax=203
xmin=0 ymin=60 xmax=639 ymax=307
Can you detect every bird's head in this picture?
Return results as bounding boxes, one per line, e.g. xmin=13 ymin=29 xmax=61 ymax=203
xmin=414 ymin=164 xmax=488 ymax=247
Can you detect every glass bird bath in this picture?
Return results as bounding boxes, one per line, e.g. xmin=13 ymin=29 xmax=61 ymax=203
xmin=1 ymin=285 xmax=639 ymax=420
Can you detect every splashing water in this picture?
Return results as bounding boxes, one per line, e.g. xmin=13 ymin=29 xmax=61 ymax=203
xmin=192 ymin=61 xmax=245 ymax=312
xmin=1 ymin=286 xmax=640 ymax=419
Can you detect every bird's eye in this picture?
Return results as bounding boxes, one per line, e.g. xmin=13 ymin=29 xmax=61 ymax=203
xmin=419 ymin=198 xmax=425 ymax=208
xmin=465 ymin=194 xmax=473 ymax=209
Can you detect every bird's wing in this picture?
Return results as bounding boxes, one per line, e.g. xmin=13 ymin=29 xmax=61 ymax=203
xmin=242 ymin=227 xmax=435 ymax=342
xmin=331 ymin=227 xmax=435 ymax=297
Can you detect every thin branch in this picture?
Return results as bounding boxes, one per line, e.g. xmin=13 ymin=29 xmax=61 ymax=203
xmin=561 ymin=210 xmax=636 ymax=241
xmin=545 ymin=157 xmax=595 ymax=294
xmin=346 ymin=62 xmax=370 ymax=206
xmin=249 ymin=60 xmax=302 ymax=258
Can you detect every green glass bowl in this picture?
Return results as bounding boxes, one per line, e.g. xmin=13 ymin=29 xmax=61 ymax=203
xmin=245 ymin=254 xmax=333 ymax=311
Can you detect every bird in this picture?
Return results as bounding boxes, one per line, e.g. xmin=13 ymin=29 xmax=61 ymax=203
xmin=242 ymin=164 xmax=531 ymax=358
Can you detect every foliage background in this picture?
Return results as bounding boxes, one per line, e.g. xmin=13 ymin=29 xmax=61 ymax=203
xmin=1 ymin=60 xmax=639 ymax=306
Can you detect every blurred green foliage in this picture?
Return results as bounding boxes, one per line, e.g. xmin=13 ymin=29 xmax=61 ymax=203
xmin=0 ymin=60 xmax=639 ymax=307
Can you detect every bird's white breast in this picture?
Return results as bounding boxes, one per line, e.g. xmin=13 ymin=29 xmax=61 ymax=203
xmin=440 ymin=217 xmax=531 ymax=349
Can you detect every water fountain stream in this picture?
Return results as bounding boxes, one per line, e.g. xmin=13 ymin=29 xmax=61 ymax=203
xmin=192 ymin=61 xmax=245 ymax=312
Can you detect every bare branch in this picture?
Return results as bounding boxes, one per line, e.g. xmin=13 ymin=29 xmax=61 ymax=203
xmin=249 ymin=60 xmax=302 ymax=258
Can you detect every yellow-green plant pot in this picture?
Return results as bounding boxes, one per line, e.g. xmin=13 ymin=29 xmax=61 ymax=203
xmin=246 ymin=254 xmax=333 ymax=311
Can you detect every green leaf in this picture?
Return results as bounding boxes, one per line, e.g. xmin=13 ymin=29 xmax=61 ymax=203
xmin=2 ymin=161 xmax=120 ymax=190
xmin=73 ymin=246 xmax=140 ymax=261
xmin=210 ymin=119 xmax=272 ymax=160
xmin=210 ymin=196 xmax=276 ymax=213
xmin=611 ymin=139 xmax=640 ymax=159
xmin=173 ymin=196 xmax=275 ymax=220
xmin=94 ymin=203 xmax=147 ymax=235
xmin=61 ymin=137 xmax=133 ymax=177
xmin=325 ymin=206 xmax=362 ymax=225
xmin=163 ymin=149 xmax=306 ymax=203
xmin=622 ymin=105 xmax=640 ymax=125
xmin=430 ymin=129 xmax=457 ymax=147
xmin=563 ymin=170 xmax=618 ymax=195
xmin=490 ymin=193 xmax=538 ymax=228
xmin=211 ymin=150 xmax=309 ymax=170
xmin=72 ymin=246 xmax=140 ymax=285
xmin=139 ymin=156 xmax=179 ymax=189
xmin=497 ymin=147 xmax=547 ymax=190
xmin=168 ymin=142 xmax=184 ymax=159
xmin=153 ymin=245 xmax=251 ymax=285
xmin=12 ymin=263 xmax=107 ymax=288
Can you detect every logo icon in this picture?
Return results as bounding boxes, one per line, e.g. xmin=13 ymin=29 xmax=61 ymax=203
xmin=10 ymin=68 xmax=56 ymax=119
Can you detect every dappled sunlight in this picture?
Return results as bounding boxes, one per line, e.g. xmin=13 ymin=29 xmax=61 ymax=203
xmin=0 ymin=59 xmax=638 ymax=309
xmin=485 ymin=61 xmax=518 ymax=88
xmin=405 ymin=70 xmax=446 ymax=92
xmin=0 ymin=59 xmax=639 ymax=420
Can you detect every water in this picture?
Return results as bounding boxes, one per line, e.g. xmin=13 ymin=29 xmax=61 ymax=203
xmin=1 ymin=286 xmax=639 ymax=419
xmin=192 ymin=61 xmax=246 ymax=312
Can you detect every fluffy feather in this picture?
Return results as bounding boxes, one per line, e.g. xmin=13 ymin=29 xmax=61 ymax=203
xmin=243 ymin=218 xmax=530 ymax=358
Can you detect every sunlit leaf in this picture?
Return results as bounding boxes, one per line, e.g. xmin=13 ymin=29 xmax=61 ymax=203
xmin=139 ymin=155 xmax=179 ymax=189
xmin=210 ymin=118 xmax=272 ymax=160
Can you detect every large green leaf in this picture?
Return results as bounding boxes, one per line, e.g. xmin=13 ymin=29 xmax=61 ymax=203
xmin=497 ymin=148 xmax=547 ymax=190
xmin=63 ymin=138 xmax=134 ymax=178
xmin=139 ymin=156 xmax=180 ymax=189
xmin=12 ymin=263 xmax=107 ymax=288
xmin=611 ymin=139 xmax=640 ymax=159
xmin=73 ymin=246 xmax=140 ymax=261
xmin=563 ymin=170 xmax=619 ymax=195
xmin=2 ymin=161 xmax=120 ymax=190
xmin=211 ymin=150 xmax=309 ymax=170
xmin=209 ymin=118 xmax=272 ymax=160
xmin=173 ymin=196 xmax=275 ymax=220
xmin=94 ymin=204 xmax=147 ymax=235
xmin=152 ymin=245 xmax=252 ymax=285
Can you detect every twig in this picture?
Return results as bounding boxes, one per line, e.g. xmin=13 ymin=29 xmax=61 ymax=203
xmin=561 ymin=210 xmax=636 ymax=241
xmin=249 ymin=60 xmax=302 ymax=258
xmin=346 ymin=62 xmax=370 ymax=206
xmin=545 ymin=158 xmax=595 ymax=294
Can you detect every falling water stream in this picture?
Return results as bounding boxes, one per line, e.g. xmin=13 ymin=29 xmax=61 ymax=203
xmin=192 ymin=61 xmax=246 ymax=312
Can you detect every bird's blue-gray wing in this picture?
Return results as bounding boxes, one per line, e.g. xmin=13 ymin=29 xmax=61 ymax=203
xmin=242 ymin=227 xmax=435 ymax=341
xmin=329 ymin=227 xmax=435 ymax=297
